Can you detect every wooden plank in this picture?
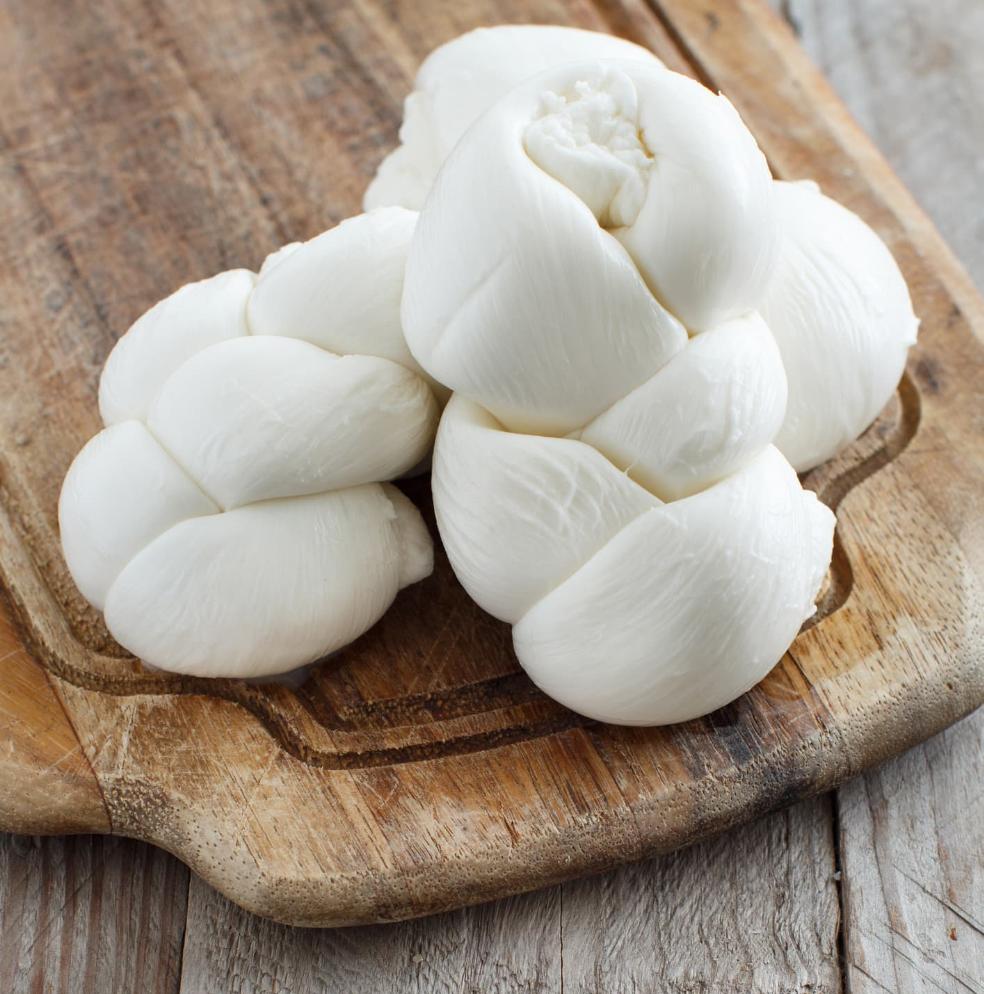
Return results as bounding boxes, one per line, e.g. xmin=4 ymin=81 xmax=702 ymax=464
xmin=774 ymin=3 xmax=984 ymax=991
xmin=178 ymin=871 xmax=563 ymax=993
xmin=0 ymin=0 xmax=980 ymax=933
xmin=177 ymin=795 xmax=838 ymax=994
xmin=838 ymin=714 xmax=984 ymax=994
xmin=0 ymin=834 xmax=188 ymax=994
xmin=545 ymin=794 xmax=841 ymax=993
xmin=778 ymin=0 xmax=984 ymax=292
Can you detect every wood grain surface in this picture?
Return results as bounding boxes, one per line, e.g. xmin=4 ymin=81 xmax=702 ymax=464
xmin=0 ymin=0 xmax=981 ymax=984
xmin=0 ymin=600 xmax=107 ymax=836
xmin=787 ymin=4 xmax=984 ymax=988
xmin=0 ymin=833 xmax=187 ymax=994
xmin=176 ymin=793 xmax=842 ymax=993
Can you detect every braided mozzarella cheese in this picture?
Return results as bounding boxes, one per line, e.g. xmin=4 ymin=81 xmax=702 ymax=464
xmin=60 ymin=208 xmax=439 ymax=679
xmin=403 ymin=62 xmax=836 ymax=725
xmin=376 ymin=30 xmax=918 ymax=472
xmin=363 ymin=24 xmax=661 ymax=212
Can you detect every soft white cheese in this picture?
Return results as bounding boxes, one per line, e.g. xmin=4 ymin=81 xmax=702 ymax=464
xmin=577 ymin=313 xmax=788 ymax=501
xmin=762 ymin=180 xmax=920 ymax=471
xmin=377 ymin=32 xmax=918 ymax=473
xmin=363 ymin=25 xmax=662 ymax=212
xmin=513 ymin=447 xmax=833 ymax=726
xmin=403 ymin=59 xmax=836 ymax=725
xmin=60 ymin=208 xmax=438 ymax=679
xmin=524 ymin=73 xmax=653 ymax=229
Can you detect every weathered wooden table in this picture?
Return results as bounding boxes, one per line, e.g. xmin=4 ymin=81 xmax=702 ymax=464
xmin=1 ymin=0 xmax=981 ymax=991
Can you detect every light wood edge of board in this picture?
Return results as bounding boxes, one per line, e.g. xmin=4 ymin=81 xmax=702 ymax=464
xmin=0 ymin=595 xmax=110 ymax=835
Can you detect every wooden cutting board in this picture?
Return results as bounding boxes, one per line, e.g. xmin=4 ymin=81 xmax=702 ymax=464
xmin=0 ymin=0 xmax=981 ymax=928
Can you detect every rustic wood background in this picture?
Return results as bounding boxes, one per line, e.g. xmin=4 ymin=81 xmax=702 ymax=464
xmin=1 ymin=0 xmax=981 ymax=991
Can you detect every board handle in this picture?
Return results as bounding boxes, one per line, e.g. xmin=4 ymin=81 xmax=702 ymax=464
xmin=0 ymin=597 xmax=110 ymax=836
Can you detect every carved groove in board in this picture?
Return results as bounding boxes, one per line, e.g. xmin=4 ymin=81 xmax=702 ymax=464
xmin=802 ymin=370 xmax=922 ymax=630
xmin=0 ymin=377 xmax=920 ymax=769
